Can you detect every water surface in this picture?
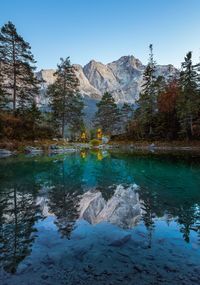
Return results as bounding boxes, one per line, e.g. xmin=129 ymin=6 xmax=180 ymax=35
xmin=0 ymin=150 xmax=200 ymax=285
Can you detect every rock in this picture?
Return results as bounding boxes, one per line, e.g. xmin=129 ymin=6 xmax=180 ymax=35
xmin=102 ymin=136 xmax=109 ymax=144
xmin=190 ymin=276 xmax=199 ymax=282
xmin=109 ymin=234 xmax=131 ymax=247
xmin=133 ymin=265 xmax=143 ymax=273
xmin=163 ymin=264 xmax=178 ymax=273
xmin=49 ymin=144 xmax=58 ymax=150
xmin=25 ymin=146 xmax=43 ymax=154
xmin=149 ymin=143 xmax=155 ymax=149
xmin=74 ymin=64 xmax=101 ymax=99
xmin=0 ymin=149 xmax=13 ymax=158
xmin=41 ymin=273 xmax=49 ymax=280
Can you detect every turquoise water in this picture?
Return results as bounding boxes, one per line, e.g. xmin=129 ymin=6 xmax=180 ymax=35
xmin=0 ymin=150 xmax=200 ymax=285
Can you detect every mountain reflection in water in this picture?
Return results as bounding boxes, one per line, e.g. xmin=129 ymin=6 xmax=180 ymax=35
xmin=0 ymin=151 xmax=200 ymax=285
xmin=79 ymin=184 xmax=142 ymax=228
xmin=36 ymin=184 xmax=142 ymax=229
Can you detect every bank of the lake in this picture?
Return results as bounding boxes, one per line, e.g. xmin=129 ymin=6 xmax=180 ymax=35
xmin=1 ymin=139 xmax=200 ymax=156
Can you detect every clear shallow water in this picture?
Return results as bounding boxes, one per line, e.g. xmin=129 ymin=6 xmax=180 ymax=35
xmin=0 ymin=150 xmax=200 ymax=285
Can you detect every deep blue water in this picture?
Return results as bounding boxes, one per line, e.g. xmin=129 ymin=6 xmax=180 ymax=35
xmin=0 ymin=150 xmax=200 ymax=285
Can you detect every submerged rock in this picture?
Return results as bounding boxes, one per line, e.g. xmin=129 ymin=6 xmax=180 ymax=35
xmin=79 ymin=184 xmax=142 ymax=229
xmin=109 ymin=234 xmax=131 ymax=246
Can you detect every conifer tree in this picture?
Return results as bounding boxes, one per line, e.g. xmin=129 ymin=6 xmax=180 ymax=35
xmin=119 ymin=103 xmax=133 ymax=133
xmin=177 ymin=51 xmax=200 ymax=139
xmin=120 ymin=103 xmax=133 ymax=122
xmin=136 ymin=44 xmax=157 ymax=137
xmin=157 ymin=79 xmax=179 ymax=139
xmin=0 ymin=47 xmax=9 ymax=109
xmin=47 ymin=57 xmax=84 ymax=138
xmin=95 ymin=92 xmax=120 ymax=135
xmin=0 ymin=21 xmax=39 ymax=113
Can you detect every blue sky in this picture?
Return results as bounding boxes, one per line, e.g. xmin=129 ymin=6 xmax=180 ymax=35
xmin=0 ymin=0 xmax=200 ymax=70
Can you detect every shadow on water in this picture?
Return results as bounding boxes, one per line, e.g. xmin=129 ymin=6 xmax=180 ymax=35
xmin=0 ymin=150 xmax=200 ymax=284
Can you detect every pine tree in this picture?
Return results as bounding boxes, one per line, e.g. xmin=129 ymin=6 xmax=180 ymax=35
xmin=47 ymin=57 xmax=84 ymax=138
xmin=25 ymin=101 xmax=41 ymax=136
xmin=136 ymin=44 xmax=157 ymax=137
xmin=95 ymin=92 xmax=120 ymax=135
xmin=0 ymin=46 xmax=9 ymax=109
xmin=0 ymin=21 xmax=39 ymax=113
xmin=68 ymin=93 xmax=84 ymax=137
xmin=0 ymin=78 xmax=8 ymax=109
xmin=177 ymin=51 xmax=200 ymax=139
xmin=119 ymin=103 xmax=133 ymax=133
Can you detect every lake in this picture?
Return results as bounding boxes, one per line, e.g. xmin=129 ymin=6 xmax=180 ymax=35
xmin=0 ymin=150 xmax=200 ymax=285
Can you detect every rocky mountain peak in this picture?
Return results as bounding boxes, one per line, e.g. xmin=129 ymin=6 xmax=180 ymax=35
xmin=83 ymin=59 xmax=118 ymax=94
xmin=110 ymin=55 xmax=143 ymax=69
xmin=37 ymin=55 xmax=179 ymax=106
xmin=37 ymin=69 xmax=56 ymax=86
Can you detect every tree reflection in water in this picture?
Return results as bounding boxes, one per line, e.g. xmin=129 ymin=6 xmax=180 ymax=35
xmin=0 ymin=184 xmax=41 ymax=273
xmin=47 ymin=157 xmax=84 ymax=238
xmin=0 ymin=152 xmax=200 ymax=277
xmin=48 ymin=187 xmax=80 ymax=238
xmin=140 ymin=188 xmax=156 ymax=248
xmin=138 ymin=184 xmax=200 ymax=244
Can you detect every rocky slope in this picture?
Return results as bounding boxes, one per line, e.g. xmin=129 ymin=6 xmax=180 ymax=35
xmin=37 ymin=55 xmax=178 ymax=106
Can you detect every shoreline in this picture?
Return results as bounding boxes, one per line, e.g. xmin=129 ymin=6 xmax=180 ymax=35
xmin=1 ymin=139 xmax=200 ymax=155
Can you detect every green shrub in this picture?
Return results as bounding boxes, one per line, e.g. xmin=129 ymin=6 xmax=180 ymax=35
xmin=90 ymin=139 xmax=100 ymax=147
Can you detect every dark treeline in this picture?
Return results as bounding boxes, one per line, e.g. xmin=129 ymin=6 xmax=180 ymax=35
xmin=0 ymin=21 xmax=200 ymax=142
xmin=129 ymin=44 xmax=200 ymax=141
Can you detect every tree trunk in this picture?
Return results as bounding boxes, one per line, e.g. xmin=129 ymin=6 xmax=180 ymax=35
xmin=190 ymin=115 xmax=193 ymax=137
xmin=149 ymin=125 xmax=153 ymax=136
xmin=62 ymin=115 xmax=65 ymax=138
xmin=12 ymin=37 xmax=16 ymax=112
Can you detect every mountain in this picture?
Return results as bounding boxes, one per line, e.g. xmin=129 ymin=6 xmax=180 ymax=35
xmin=36 ymin=184 xmax=142 ymax=229
xmin=37 ymin=55 xmax=178 ymax=103
xmin=36 ymin=55 xmax=178 ymax=124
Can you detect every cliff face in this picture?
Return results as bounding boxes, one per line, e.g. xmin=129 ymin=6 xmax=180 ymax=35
xmin=37 ymin=55 xmax=178 ymax=105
